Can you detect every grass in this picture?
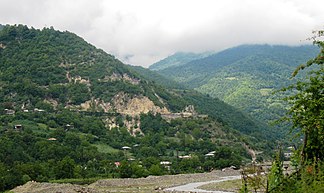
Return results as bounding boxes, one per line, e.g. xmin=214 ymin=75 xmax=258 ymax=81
xmin=259 ymin=88 xmax=273 ymax=96
xmin=94 ymin=143 xmax=120 ymax=154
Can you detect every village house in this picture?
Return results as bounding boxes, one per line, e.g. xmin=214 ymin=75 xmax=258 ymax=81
xmin=13 ymin=124 xmax=23 ymax=131
xmin=160 ymin=161 xmax=172 ymax=170
xmin=4 ymin=109 xmax=15 ymax=115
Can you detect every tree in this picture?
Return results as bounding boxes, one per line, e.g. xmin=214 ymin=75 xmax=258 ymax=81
xmin=268 ymin=30 xmax=324 ymax=193
xmin=284 ymin=30 xmax=324 ymax=164
xmin=118 ymin=161 xmax=133 ymax=178
xmin=54 ymin=156 xmax=76 ymax=179
xmin=149 ymin=164 xmax=164 ymax=176
xmin=268 ymin=149 xmax=284 ymax=191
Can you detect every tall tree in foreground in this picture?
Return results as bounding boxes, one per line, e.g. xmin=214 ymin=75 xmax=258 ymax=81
xmin=286 ymin=30 xmax=324 ymax=165
xmin=271 ymin=30 xmax=324 ymax=193
xmin=242 ymin=30 xmax=324 ymax=193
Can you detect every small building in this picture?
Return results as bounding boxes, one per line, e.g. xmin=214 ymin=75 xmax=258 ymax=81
xmin=288 ymin=146 xmax=296 ymax=150
xmin=122 ymin=146 xmax=131 ymax=150
xmin=178 ymin=155 xmax=192 ymax=159
xmin=160 ymin=161 xmax=172 ymax=171
xmin=160 ymin=161 xmax=172 ymax=165
xmin=47 ymin=138 xmax=57 ymax=141
xmin=65 ymin=124 xmax=74 ymax=131
xmin=13 ymin=124 xmax=23 ymax=131
xmin=284 ymin=152 xmax=293 ymax=159
xmin=4 ymin=109 xmax=15 ymax=115
xmin=34 ymin=108 xmax=45 ymax=112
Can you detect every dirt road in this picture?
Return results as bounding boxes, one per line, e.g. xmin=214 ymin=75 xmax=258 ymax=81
xmin=164 ymin=175 xmax=241 ymax=193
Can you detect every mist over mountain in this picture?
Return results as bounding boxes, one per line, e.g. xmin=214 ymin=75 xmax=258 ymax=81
xmin=0 ymin=25 xmax=275 ymax=191
xmin=149 ymin=52 xmax=213 ymax=71
xmin=150 ymin=44 xmax=319 ymax=132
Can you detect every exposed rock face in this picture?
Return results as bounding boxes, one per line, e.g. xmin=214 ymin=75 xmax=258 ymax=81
xmin=77 ymin=92 xmax=169 ymax=116
xmin=73 ymin=75 xmax=91 ymax=86
xmin=103 ymin=115 xmax=143 ymax=136
xmin=80 ymin=100 xmax=92 ymax=111
xmin=65 ymin=71 xmax=90 ymax=86
xmin=80 ymin=98 xmax=112 ymax=112
xmin=44 ymin=99 xmax=59 ymax=109
xmin=103 ymin=117 xmax=118 ymax=130
xmin=112 ymin=92 xmax=170 ymax=116
xmin=99 ymin=73 xmax=140 ymax=85
xmin=77 ymin=93 xmax=169 ymax=136
xmin=0 ymin=43 xmax=6 ymax=49
xmin=124 ymin=117 xmax=143 ymax=136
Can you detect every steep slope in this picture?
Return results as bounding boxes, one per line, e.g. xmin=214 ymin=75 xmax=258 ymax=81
xmin=156 ymin=45 xmax=318 ymax=88
xmin=152 ymin=44 xmax=319 ymax=128
xmin=0 ymin=25 xmax=162 ymax=113
xmin=128 ymin=65 xmax=185 ymax=89
xmin=0 ymin=25 xmax=267 ymax=138
xmin=149 ymin=51 xmax=213 ymax=71
xmin=0 ymin=25 xmax=269 ymax=191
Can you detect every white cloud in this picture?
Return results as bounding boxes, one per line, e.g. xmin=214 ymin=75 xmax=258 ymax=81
xmin=0 ymin=0 xmax=324 ymax=67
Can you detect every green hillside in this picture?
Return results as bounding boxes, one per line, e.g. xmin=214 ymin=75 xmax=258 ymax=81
xmin=152 ymin=44 xmax=319 ymax=129
xmin=155 ymin=45 xmax=318 ymax=86
xmin=149 ymin=51 xmax=213 ymax=71
xmin=0 ymin=25 xmax=271 ymax=191
xmin=128 ymin=65 xmax=185 ymax=89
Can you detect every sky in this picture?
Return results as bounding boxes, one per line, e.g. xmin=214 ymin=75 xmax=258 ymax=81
xmin=1 ymin=0 xmax=324 ymax=67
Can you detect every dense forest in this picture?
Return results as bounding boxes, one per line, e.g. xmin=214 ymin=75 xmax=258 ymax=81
xmin=0 ymin=25 xmax=273 ymax=191
xmin=0 ymin=24 xmax=322 ymax=193
xmin=240 ymin=31 xmax=324 ymax=193
xmin=149 ymin=45 xmax=319 ymax=136
xmin=149 ymin=51 xmax=213 ymax=71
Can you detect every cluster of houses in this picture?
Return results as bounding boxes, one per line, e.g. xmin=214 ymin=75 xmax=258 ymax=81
xmin=116 ymin=145 xmax=173 ymax=170
xmin=161 ymin=105 xmax=208 ymax=120
xmin=4 ymin=108 xmax=45 ymax=115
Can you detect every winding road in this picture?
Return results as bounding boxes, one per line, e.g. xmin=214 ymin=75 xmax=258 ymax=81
xmin=164 ymin=175 xmax=241 ymax=193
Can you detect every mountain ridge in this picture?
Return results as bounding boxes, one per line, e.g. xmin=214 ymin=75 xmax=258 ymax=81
xmin=154 ymin=44 xmax=318 ymax=88
xmin=0 ymin=25 xmax=274 ymax=191
xmin=150 ymin=44 xmax=319 ymax=133
xmin=149 ymin=51 xmax=213 ymax=71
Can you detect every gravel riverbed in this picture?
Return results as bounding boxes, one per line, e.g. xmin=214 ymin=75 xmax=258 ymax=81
xmin=12 ymin=169 xmax=241 ymax=193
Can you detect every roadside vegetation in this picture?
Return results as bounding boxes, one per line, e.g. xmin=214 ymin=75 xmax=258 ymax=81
xmin=239 ymin=30 xmax=324 ymax=193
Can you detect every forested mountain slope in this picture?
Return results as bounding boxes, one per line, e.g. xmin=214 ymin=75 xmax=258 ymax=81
xmin=149 ymin=52 xmax=213 ymax=71
xmin=154 ymin=45 xmax=318 ymax=88
xmin=128 ymin=65 xmax=185 ymax=89
xmin=0 ymin=25 xmax=271 ymax=191
xmin=151 ymin=45 xmax=319 ymax=128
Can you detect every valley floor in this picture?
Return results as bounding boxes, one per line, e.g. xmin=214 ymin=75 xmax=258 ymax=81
xmin=11 ymin=169 xmax=241 ymax=193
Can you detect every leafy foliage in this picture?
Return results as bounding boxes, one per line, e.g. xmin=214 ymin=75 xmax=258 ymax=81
xmin=149 ymin=51 xmax=213 ymax=71
xmin=128 ymin=65 xmax=185 ymax=89
xmin=0 ymin=25 xmax=264 ymax=191
xmin=151 ymin=45 xmax=319 ymax=139
xmin=244 ymin=32 xmax=324 ymax=193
